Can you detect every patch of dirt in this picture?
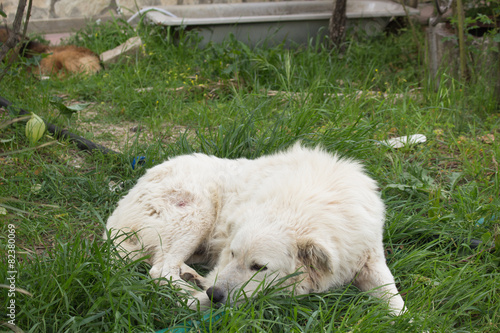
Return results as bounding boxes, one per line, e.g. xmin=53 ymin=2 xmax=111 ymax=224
xmin=58 ymin=149 xmax=87 ymax=169
xmin=73 ymin=108 xmax=153 ymax=153
xmin=73 ymin=106 xmax=192 ymax=153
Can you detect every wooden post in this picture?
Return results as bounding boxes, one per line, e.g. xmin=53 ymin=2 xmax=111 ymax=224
xmin=497 ymin=42 xmax=500 ymax=106
xmin=428 ymin=22 xmax=440 ymax=90
xmin=455 ymin=0 xmax=468 ymax=81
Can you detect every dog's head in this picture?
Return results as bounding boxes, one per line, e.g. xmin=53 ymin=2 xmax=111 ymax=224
xmin=204 ymin=224 xmax=333 ymax=306
xmin=0 ymin=26 xmax=50 ymax=63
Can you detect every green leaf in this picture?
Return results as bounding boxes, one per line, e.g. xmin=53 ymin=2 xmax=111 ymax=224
xmin=448 ymin=172 xmax=463 ymax=191
xmin=66 ymin=103 xmax=91 ymax=112
xmin=476 ymin=14 xmax=493 ymax=25
xmin=0 ymin=9 xmax=6 ymax=18
xmin=25 ymin=113 xmax=46 ymax=143
xmin=481 ymin=232 xmax=492 ymax=245
xmin=50 ymin=97 xmax=90 ymax=118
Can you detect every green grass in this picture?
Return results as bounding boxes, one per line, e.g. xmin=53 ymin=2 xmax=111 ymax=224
xmin=1 ymin=19 xmax=499 ymax=332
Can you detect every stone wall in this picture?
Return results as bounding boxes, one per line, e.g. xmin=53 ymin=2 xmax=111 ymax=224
xmin=1 ymin=0 xmax=280 ymax=22
xmin=2 ymin=0 xmax=292 ymax=32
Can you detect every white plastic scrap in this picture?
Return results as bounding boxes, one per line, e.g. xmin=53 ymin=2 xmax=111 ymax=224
xmin=378 ymin=134 xmax=427 ymax=148
xmin=109 ymin=181 xmax=124 ymax=192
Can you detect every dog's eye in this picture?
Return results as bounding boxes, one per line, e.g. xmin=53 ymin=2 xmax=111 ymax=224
xmin=231 ymin=251 xmax=235 ymax=258
xmin=250 ymin=263 xmax=267 ymax=271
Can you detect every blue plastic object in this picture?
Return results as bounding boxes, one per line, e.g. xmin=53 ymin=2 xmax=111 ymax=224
xmin=131 ymin=156 xmax=147 ymax=169
xmin=476 ymin=214 xmax=497 ymax=227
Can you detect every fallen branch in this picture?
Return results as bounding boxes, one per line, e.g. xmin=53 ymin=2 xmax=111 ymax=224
xmin=0 ymin=203 xmax=42 ymax=217
xmin=0 ymin=140 xmax=59 ymax=156
xmin=0 ymin=115 xmax=32 ymax=129
xmin=458 ymin=245 xmax=496 ymax=263
xmin=262 ymin=89 xmax=422 ymax=102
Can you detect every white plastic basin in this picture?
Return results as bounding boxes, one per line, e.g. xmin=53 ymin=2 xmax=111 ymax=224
xmin=144 ymin=1 xmax=419 ymax=46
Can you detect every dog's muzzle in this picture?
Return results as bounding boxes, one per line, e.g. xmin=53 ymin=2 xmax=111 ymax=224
xmin=206 ymin=286 xmax=226 ymax=304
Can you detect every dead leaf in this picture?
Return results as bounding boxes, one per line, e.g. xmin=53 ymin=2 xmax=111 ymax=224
xmin=478 ymin=133 xmax=494 ymax=144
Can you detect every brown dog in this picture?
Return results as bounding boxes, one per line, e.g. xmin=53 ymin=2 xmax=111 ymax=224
xmin=1 ymin=27 xmax=102 ymax=76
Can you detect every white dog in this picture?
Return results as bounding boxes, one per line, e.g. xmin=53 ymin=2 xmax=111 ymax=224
xmin=105 ymin=144 xmax=406 ymax=314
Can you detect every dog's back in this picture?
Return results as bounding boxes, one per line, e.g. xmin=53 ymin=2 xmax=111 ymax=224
xmin=39 ymin=45 xmax=102 ymax=75
xmin=0 ymin=27 xmax=102 ymax=76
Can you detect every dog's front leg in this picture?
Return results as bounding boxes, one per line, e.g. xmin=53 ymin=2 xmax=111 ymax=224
xmin=187 ymin=289 xmax=212 ymax=310
xmin=353 ymin=251 xmax=406 ymax=316
xmin=179 ymin=263 xmax=207 ymax=290
xmin=150 ymin=261 xmax=205 ymax=289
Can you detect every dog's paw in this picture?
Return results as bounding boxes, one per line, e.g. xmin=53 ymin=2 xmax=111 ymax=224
xmin=180 ymin=271 xmax=206 ymax=290
xmin=188 ymin=290 xmax=212 ymax=310
xmin=149 ymin=265 xmax=164 ymax=280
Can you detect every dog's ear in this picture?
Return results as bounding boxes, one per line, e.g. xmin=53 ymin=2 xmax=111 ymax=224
xmin=297 ymin=239 xmax=332 ymax=289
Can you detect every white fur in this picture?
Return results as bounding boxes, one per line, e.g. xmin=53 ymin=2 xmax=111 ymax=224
xmin=105 ymin=144 xmax=406 ymax=314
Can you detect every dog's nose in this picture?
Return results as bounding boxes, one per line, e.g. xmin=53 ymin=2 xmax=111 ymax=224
xmin=206 ymin=286 xmax=225 ymax=304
